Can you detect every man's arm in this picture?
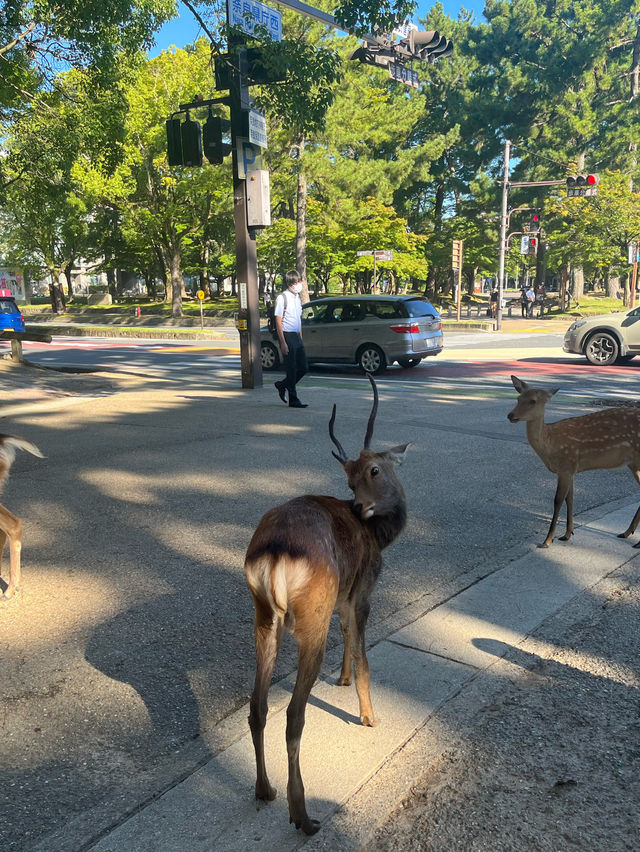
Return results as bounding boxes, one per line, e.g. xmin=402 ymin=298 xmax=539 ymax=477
xmin=275 ymin=315 xmax=288 ymax=355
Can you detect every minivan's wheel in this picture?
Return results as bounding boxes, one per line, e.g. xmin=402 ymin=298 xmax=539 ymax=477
xmin=261 ymin=341 xmax=280 ymax=371
xmin=585 ymin=332 xmax=619 ymax=366
xmin=358 ymin=344 xmax=387 ymax=375
xmin=397 ymin=357 xmax=422 ymax=369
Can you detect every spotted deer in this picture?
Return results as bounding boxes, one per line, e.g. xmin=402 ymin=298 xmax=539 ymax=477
xmin=1 ymin=434 xmax=44 ymax=600
xmin=508 ymin=375 xmax=640 ymax=548
xmin=244 ymin=375 xmax=408 ymax=835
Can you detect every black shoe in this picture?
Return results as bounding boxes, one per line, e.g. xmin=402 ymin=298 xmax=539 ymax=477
xmin=275 ymin=381 xmax=287 ymax=404
xmin=289 ymin=399 xmax=308 ymax=408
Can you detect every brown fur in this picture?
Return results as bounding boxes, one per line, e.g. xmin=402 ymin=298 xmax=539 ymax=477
xmin=244 ymin=377 xmax=408 ymax=835
xmin=508 ymin=375 xmax=640 ymax=547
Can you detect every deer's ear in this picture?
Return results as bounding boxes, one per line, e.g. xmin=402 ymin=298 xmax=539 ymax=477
xmin=549 ymin=387 xmax=560 ymax=397
xmin=385 ymin=443 xmax=410 ymax=465
xmin=511 ymin=375 xmax=528 ymax=393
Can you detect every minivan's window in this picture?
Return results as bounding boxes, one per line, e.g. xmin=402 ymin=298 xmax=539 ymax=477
xmin=332 ymin=302 xmax=365 ymax=322
xmin=404 ymin=298 xmax=438 ymax=319
xmin=0 ymin=299 xmax=19 ymax=314
xmin=302 ymin=302 xmax=332 ymax=324
xmin=367 ymin=301 xmax=402 ymax=320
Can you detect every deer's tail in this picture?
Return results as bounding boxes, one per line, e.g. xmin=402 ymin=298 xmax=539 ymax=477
xmin=245 ymin=554 xmax=311 ymax=628
xmin=0 ymin=435 xmax=44 ymax=460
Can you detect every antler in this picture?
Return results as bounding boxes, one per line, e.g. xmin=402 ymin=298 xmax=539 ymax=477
xmin=363 ymin=373 xmax=378 ymax=450
xmin=329 ymin=374 xmax=378 ymax=462
xmin=329 ymin=404 xmax=348 ymax=463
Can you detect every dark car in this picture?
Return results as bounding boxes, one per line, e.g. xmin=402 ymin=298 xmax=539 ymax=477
xmin=261 ymin=294 xmax=443 ymax=375
xmin=0 ymin=289 xmax=25 ymax=334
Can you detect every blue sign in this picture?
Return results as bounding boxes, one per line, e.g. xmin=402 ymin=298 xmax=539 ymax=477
xmin=227 ymin=0 xmax=282 ymax=41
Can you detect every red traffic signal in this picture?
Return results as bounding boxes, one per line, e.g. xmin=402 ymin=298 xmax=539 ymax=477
xmin=529 ymin=212 xmax=540 ymax=232
xmin=528 ymin=237 xmax=538 ymax=255
xmin=567 ymin=173 xmax=600 ymax=197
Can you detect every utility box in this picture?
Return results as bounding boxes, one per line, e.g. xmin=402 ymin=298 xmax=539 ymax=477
xmin=246 ymin=170 xmax=271 ymax=228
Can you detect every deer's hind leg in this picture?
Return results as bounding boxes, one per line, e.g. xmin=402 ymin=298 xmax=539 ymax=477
xmin=248 ymin=598 xmax=284 ymax=803
xmin=286 ymin=574 xmax=336 ymax=835
xmin=0 ymin=506 xmax=22 ymax=600
xmin=618 ymin=468 xmax=640 ymax=545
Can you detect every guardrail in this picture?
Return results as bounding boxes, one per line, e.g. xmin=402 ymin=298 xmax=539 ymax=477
xmin=0 ymin=329 xmax=53 ymax=362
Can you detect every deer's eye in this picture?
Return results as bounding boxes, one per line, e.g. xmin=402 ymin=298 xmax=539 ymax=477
xmin=529 ymin=399 xmax=536 ymax=405
xmin=371 ymin=466 xmax=380 ymax=477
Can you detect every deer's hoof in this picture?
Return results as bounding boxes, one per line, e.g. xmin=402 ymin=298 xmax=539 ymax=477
xmin=337 ymin=676 xmax=351 ymax=686
xmin=256 ymin=783 xmax=276 ymax=802
xmin=558 ymin=534 xmax=572 ymax=542
xmin=618 ymin=531 xmax=631 ymax=539
xmin=291 ymin=817 xmax=321 ymax=835
xmin=360 ymin=713 xmax=377 ymax=727
xmin=633 ymin=541 xmax=640 ymax=549
xmin=537 ymin=541 xmax=551 ymax=549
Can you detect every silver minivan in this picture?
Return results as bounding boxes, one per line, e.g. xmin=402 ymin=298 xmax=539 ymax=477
xmin=261 ymin=295 xmax=443 ymax=375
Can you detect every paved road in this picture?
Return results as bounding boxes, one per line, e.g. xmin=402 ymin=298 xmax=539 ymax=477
xmin=2 ymin=326 xmax=639 ymax=850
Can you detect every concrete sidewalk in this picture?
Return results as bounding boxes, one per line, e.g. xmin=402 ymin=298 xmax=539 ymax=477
xmin=67 ymin=502 xmax=639 ymax=852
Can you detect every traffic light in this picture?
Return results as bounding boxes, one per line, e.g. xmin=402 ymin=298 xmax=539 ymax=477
xmin=203 ymin=112 xmax=231 ymax=165
xmin=165 ymin=118 xmax=183 ymax=167
xmin=348 ymin=44 xmax=395 ymax=68
xmin=529 ymin=212 xmax=541 ymax=232
xmin=566 ymin=173 xmax=600 ymax=197
xmin=180 ymin=113 xmax=203 ymax=167
xmin=215 ymin=48 xmax=288 ymax=90
xmin=401 ymin=29 xmax=453 ymax=63
xmin=528 ymin=236 xmax=538 ymax=255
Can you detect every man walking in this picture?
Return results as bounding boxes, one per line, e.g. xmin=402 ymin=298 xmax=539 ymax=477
xmin=274 ymin=270 xmax=308 ymax=408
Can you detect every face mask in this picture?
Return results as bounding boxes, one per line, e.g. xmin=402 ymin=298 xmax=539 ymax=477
xmin=290 ymin=283 xmax=303 ymax=294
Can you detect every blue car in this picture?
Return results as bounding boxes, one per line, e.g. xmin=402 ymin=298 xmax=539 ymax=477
xmin=0 ymin=289 xmax=26 ymax=333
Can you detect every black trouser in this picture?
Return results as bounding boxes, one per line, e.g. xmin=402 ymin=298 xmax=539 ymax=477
xmin=283 ymin=331 xmax=307 ymax=401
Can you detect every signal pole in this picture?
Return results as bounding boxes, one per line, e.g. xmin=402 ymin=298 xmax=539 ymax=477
xmin=229 ymin=41 xmax=262 ymax=389
xmin=497 ymin=139 xmax=510 ymax=331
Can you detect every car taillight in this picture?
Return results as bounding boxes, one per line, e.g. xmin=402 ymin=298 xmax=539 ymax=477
xmin=20 ymin=314 xmax=24 ymax=322
xmin=389 ymin=323 xmax=419 ymax=334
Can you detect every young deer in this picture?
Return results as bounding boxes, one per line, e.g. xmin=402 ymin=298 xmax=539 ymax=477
xmin=1 ymin=434 xmax=44 ymax=600
xmin=244 ymin=375 xmax=408 ymax=835
xmin=508 ymin=375 xmax=640 ymax=548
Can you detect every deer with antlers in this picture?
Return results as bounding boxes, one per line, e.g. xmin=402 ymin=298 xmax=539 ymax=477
xmin=508 ymin=375 xmax=640 ymax=548
xmin=244 ymin=375 xmax=408 ymax=835
xmin=1 ymin=434 xmax=43 ymax=600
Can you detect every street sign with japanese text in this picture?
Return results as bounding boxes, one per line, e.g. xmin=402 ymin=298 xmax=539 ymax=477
xmin=388 ymin=61 xmax=419 ymax=88
xmin=374 ymin=250 xmax=394 ymax=260
xmin=247 ymin=109 xmax=267 ymax=148
xmin=227 ymin=0 xmax=282 ymax=41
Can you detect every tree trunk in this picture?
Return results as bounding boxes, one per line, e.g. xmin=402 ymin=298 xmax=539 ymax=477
xmin=63 ymin=264 xmax=74 ymax=301
xmin=48 ymin=276 xmax=65 ymax=313
xmin=573 ymin=266 xmax=584 ymax=300
xmin=106 ymin=268 xmax=117 ymax=301
xmin=169 ymin=247 xmax=183 ymax=318
xmin=295 ymin=137 xmax=308 ymax=302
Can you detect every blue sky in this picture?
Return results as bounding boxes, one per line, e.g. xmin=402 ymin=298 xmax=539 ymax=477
xmin=150 ymin=1 xmax=485 ymax=56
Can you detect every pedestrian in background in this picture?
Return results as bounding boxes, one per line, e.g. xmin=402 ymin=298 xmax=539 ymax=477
xmin=490 ymin=287 xmax=498 ymax=318
xmin=520 ymin=283 xmax=528 ymax=317
xmin=525 ymin=283 xmax=536 ymax=318
xmin=274 ymin=270 xmax=308 ymax=409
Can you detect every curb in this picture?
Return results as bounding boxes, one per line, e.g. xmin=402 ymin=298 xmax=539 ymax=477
xmin=25 ymin=324 xmax=235 ymax=341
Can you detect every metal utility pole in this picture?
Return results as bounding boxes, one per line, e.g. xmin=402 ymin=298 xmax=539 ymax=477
xmin=496 ymin=139 xmax=510 ymax=331
xmin=229 ymin=42 xmax=262 ymax=389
